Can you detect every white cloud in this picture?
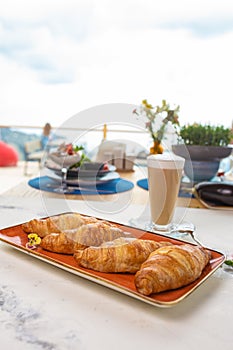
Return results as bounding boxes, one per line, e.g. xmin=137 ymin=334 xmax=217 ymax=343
xmin=0 ymin=0 xmax=233 ymax=127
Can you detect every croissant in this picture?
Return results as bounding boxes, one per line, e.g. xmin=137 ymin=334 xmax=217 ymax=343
xmin=41 ymin=232 xmax=76 ymax=254
xmin=74 ymin=238 xmax=171 ymax=273
xmin=22 ymin=213 xmax=99 ymax=237
xmin=41 ymin=221 xmax=129 ymax=254
xmin=134 ymin=244 xmax=210 ymax=295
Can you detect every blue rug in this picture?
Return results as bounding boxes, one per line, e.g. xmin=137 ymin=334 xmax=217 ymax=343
xmin=137 ymin=178 xmax=148 ymax=191
xmin=29 ymin=176 xmax=134 ymax=195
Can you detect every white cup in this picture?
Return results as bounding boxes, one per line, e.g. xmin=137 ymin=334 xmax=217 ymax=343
xmin=147 ymin=153 xmax=185 ymax=233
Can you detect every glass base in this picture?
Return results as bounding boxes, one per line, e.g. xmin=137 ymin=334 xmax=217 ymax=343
xmin=129 ymin=218 xmax=195 ymax=239
xmin=145 ymin=222 xmax=178 ymax=234
xmin=129 ymin=216 xmax=196 ymax=242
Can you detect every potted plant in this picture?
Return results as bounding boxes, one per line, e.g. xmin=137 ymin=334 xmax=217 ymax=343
xmin=172 ymin=123 xmax=233 ymax=182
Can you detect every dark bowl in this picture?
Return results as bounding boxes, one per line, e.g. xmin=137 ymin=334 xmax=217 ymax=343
xmin=172 ymin=145 xmax=232 ymax=161
xmin=184 ymin=160 xmax=220 ymax=182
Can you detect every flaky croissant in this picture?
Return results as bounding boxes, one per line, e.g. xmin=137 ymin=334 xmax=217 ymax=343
xmin=41 ymin=221 xmax=129 ymax=254
xmin=22 ymin=213 xmax=99 ymax=237
xmin=41 ymin=232 xmax=76 ymax=254
xmin=134 ymin=244 xmax=210 ymax=295
xmin=74 ymin=238 xmax=171 ymax=273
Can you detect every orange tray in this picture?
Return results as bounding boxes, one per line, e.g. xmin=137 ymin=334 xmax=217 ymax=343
xmin=0 ymin=214 xmax=225 ymax=307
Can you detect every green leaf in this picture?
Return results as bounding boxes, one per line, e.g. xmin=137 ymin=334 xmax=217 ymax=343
xmin=224 ymin=260 xmax=233 ymax=267
xmin=73 ymin=145 xmax=85 ymax=152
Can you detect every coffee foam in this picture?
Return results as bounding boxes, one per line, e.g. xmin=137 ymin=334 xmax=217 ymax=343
xmin=147 ymin=153 xmax=185 ymax=169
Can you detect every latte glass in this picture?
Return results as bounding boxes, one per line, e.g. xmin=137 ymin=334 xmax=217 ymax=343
xmin=147 ymin=153 xmax=185 ymax=233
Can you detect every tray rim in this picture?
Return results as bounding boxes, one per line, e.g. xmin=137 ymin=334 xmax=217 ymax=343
xmin=0 ymin=214 xmax=226 ymax=308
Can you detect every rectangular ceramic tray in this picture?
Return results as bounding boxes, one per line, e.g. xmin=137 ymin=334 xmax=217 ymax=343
xmin=0 ymin=214 xmax=225 ymax=307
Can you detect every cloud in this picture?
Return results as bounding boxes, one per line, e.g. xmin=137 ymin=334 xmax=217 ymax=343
xmin=0 ymin=21 xmax=77 ymax=84
xmin=88 ymin=0 xmax=233 ymax=37
xmin=0 ymin=0 xmax=93 ymax=84
xmin=1 ymin=0 xmax=233 ymax=79
xmin=0 ymin=0 xmax=233 ymax=127
xmin=162 ymin=17 xmax=233 ymax=37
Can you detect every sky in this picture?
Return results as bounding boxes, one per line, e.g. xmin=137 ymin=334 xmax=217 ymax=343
xmin=1 ymin=0 xmax=233 ymax=129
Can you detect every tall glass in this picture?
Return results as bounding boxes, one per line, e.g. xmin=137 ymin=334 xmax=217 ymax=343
xmin=147 ymin=153 xmax=185 ymax=233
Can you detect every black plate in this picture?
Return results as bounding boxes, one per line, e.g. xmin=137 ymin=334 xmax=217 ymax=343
xmin=194 ymin=181 xmax=233 ymax=206
xmin=46 ymin=161 xmax=116 ymax=179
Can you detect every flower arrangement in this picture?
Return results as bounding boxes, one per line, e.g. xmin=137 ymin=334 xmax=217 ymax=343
xmin=133 ymin=99 xmax=180 ymax=154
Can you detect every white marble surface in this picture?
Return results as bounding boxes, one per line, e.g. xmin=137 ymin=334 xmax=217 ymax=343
xmin=0 ymin=196 xmax=233 ymax=350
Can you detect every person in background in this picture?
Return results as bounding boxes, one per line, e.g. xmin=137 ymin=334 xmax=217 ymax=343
xmin=41 ymin=123 xmax=52 ymax=149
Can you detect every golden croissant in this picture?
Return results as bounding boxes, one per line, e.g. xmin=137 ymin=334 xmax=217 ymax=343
xmin=41 ymin=221 xmax=129 ymax=254
xmin=134 ymin=244 xmax=210 ymax=295
xmin=74 ymin=238 xmax=171 ymax=273
xmin=41 ymin=232 xmax=76 ymax=254
xmin=22 ymin=213 xmax=99 ymax=237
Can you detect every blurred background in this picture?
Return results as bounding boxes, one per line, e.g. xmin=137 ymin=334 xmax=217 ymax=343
xmin=1 ymin=0 xmax=233 ymax=161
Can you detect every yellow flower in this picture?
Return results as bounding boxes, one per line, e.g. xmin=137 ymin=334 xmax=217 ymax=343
xmin=162 ymin=99 xmax=167 ymax=107
xmin=28 ymin=233 xmax=41 ymax=246
xmin=142 ymin=99 xmax=153 ymax=109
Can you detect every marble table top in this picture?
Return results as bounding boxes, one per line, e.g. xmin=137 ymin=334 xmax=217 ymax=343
xmin=0 ymin=195 xmax=232 ymax=350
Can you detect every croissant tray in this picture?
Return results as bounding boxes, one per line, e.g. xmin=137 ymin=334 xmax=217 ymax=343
xmin=0 ymin=212 xmax=225 ymax=308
